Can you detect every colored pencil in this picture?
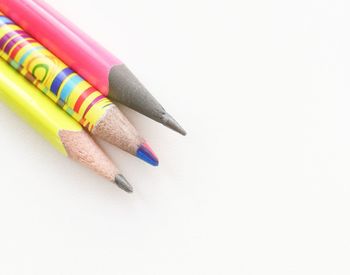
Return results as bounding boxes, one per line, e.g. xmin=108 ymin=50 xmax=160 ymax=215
xmin=0 ymin=12 xmax=159 ymax=166
xmin=0 ymin=0 xmax=186 ymax=136
xmin=0 ymin=58 xmax=133 ymax=193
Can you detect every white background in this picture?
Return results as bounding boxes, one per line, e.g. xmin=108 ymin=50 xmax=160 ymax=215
xmin=0 ymin=0 xmax=349 ymax=274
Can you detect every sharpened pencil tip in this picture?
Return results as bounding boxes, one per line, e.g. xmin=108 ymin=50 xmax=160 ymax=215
xmin=162 ymin=113 xmax=187 ymax=136
xmin=115 ymin=175 xmax=133 ymax=193
xmin=136 ymin=143 xmax=159 ymax=166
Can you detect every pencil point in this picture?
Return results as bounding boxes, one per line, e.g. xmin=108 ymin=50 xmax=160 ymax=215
xmin=162 ymin=113 xmax=187 ymax=136
xmin=136 ymin=143 xmax=159 ymax=166
xmin=115 ymin=175 xmax=133 ymax=193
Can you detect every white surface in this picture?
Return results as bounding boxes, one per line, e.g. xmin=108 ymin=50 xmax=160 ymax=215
xmin=0 ymin=0 xmax=349 ymax=274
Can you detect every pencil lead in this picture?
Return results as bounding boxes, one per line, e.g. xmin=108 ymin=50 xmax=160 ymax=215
xmin=136 ymin=143 xmax=159 ymax=166
xmin=162 ymin=113 xmax=187 ymax=136
xmin=115 ymin=175 xmax=133 ymax=193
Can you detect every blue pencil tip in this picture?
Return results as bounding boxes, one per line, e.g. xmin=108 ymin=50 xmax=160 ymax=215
xmin=136 ymin=143 xmax=159 ymax=166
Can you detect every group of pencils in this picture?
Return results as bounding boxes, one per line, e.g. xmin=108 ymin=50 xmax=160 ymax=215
xmin=0 ymin=0 xmax=186 ymax=193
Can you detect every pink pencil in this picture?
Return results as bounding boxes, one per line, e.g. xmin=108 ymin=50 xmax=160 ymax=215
xmin=0 ymin=0 xmax=186 ymax=135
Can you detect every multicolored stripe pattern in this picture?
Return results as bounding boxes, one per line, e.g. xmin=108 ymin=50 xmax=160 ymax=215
xmin=0 ymin=13 xmax=113 ymax=131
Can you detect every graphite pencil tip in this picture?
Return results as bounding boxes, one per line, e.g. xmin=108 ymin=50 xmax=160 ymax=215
xmin=162 ymin=113 xmax=187 ymax=136
xmin=115 ymin=175 xmax=133 ymax=193
xmin=136 ymin=143 xmax=159 ymax=166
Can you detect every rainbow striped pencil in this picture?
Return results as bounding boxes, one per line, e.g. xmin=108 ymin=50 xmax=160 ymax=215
xmin=0 ymin=57 xmax=133 ymax=193
xmin=0 ymin=12 xmax=159 ymax=166
xmin=0 ymin=0 xmax=186 ymax=135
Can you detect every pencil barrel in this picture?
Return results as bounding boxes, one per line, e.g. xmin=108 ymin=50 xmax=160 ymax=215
xmin=0 ymin=13 xmax=112 ymax=132
xmin=0 ymin=0 xmax=121 ymax=95
xmin=0 ymin=58 xmax=80 ymax=155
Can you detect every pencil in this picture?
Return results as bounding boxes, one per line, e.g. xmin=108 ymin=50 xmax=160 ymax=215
xmin=0 ymin=0 xmax=187 ymax=136
xmin=0 ymin=12 xmax=159 ymax=166
xmin=0 ymin=58 xmax=133 ymax=193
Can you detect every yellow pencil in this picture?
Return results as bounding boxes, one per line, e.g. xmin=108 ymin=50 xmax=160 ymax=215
xmin=0 ymin=58 xmax=133 ymax=193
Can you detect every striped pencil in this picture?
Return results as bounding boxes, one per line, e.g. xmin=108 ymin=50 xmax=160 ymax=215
xmin=0 ymin=12 xmax=159 ymax=166
xmin=0 ymin=0 xmax=186 ymax=135
xmin=0 ymin=58 xmax=133 ymax=193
